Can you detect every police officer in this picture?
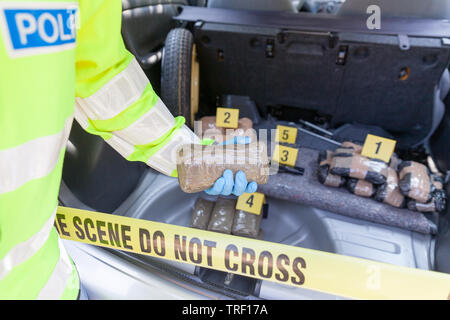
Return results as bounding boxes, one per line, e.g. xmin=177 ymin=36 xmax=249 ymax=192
xmin=0 ymin=0 xmax=256 ymax=299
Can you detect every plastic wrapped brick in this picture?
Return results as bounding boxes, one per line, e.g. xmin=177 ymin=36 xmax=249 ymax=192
xmin=407 ymin=189 xmax=447 ymax=213
xmin=190 ymin=198 xmax=215 ymax=230
xmin=398 ymin=161 xmax=433 ymax=203
xmin=375 ymin=168 xmax=405 ymax=208
xmin=199 ymin=116 xmax=256 ymax=143
xmin=317 ymin=150 xmax=346 ymax=188
xmin=330 ymin=153 xmax=388 ymax=185
xmin=207 ymin=198 xmax=236 ymax=234
xmin=177 ymin=142 xmax=270 ymax=193
xmin=222 ymin=117 xmax=257 ymax=143
xmin=231 ymin=210 xmax=263 ymax=238
xmin=346 ymin=178 xmax=376 ymax=198
xmin=237 ymin=117 xmax=253 ymax=131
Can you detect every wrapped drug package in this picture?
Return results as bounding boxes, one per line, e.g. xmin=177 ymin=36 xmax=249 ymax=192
xmin=177 ymin=142 xmax=270 ymax=193
xmin=398 ymin=161 xmax=433 ymax=203
xmin=190 ymin=197 xmax=265 ymax=238
xmin=407 ymin=189 xmax=447 ymax=213
xmin=346 ymin=179 xmax=376 ymax=198
xmin=199 ymin=116 xmax=256 ymax=143
xmin=333 ymin=147 xmax=357 ymax=157
xmin=190 ymin=198 xmax=215 ymax=229
xmin=317 ymin=150 xmax=346 ymax=188
xmin=207 ymin=198 xmax=236 ymax=234
xmin=340 ymin=141 xmax=363 ymax=154
xmin=375 ymin=168 xmax=405 ymax=208
xmin=231 ymin=210 xmax=263 ymax=238
xmin=330 ymin=153 xmax=388 ymax=185
xmin=258 ymin=147 xmax=439 ymax=235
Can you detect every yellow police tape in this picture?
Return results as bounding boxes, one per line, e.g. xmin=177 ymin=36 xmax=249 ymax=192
xmin=55 ymin=206 xmax=450 ymax=300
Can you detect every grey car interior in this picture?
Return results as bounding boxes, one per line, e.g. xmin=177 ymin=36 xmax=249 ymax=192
xmin=207 ymin=0 xmax=298 ymax=12
xmin=337 ymin=0 xmax=450 ymax=19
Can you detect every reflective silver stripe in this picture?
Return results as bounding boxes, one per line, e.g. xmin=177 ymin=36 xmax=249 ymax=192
xmin=0 ymin=116 xmax=73 ymax=194
xmin=146 ymin=125 xmax=200 ymax=176
xmin=75 ymin=58 xmax=149 ymax=121
xmin=0 ymin=208 xmax=56 ymax=280
xmin=37 ymin=237 xmax=75 ymax=300
xmin=114 ymin=98 xmax=175 ymax=145
xmin=73 ymin=56 xmax=201 ymax=176
xmin=74 ymin=106 xmax=135 ymax=160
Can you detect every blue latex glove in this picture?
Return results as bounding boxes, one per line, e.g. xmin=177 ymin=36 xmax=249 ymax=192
xmin=205 ymin=136 xmax=258 ymax=196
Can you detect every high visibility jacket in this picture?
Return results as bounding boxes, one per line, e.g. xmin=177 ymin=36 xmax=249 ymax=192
xmin=0 ymin=0 xmax=198 ymax=299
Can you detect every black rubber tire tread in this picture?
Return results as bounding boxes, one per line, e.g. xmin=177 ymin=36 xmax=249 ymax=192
xmin=161 ymin=28 xmax=194 ymax=128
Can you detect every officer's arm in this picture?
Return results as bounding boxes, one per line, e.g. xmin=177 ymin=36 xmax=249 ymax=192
xmin=75 ymin=0 xmax=199 ymax=177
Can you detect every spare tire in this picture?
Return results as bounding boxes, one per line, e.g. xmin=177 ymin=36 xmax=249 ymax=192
xmin=161 ymin=28 xmax=199 ymax=129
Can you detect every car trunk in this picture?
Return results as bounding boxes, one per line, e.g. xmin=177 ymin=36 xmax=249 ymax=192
xmin=59 ymin=1 xmax=450 ymax=299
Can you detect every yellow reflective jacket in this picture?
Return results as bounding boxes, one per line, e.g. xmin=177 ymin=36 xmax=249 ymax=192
xmin=0 ymin=0 xmax=196 ymax=299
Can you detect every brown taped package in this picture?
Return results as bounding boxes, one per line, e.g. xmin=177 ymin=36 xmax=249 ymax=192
xmin=231 ymin=210 xmax=263 ymax=238
xmin=407 ymin=189 xmax=447 ymax=213
xmin=389 ymin=153 xmax=402 ymax=171
xmin=317 ymin=150 xmax=346 ymax=188
xmin=207 ymin=198 xmax=236 ymax=234
xmin=225 ymin=117 xmax=257 ymax=143
xmin=199 ymin=116 xmax=256 ymax=143
xmin=407 ymin=199 xmax=436 ymax=213
xmin=177 ymin=142 xmax=270 ymax=193
xmin=190 ymin=198 xmax=215 ymax=230
xmin=346 ymin=179 xmax=375 ymax=198
xmin=323 ymin=173 xmax=346 ymax=188
xmin=375 ymin=168 xmax=405 ymax=208
xmin=318 ymin=150 xmax=334 ymax=167
xmin=398 ymin=161 xmax=432 ymax=203
xmin=341 ymin=141 xmax=363 ymax=154
xmin=333 ymin=147 xmax=356 ymax=157
xmin=330 ymin=153 xmax=388 ymax=185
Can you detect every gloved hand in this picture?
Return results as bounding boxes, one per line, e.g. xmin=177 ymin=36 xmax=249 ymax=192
xmin=205 ymin=169 xmax=258 ymax=196
xmin=205 ymin=136 xmax=258 ymax=196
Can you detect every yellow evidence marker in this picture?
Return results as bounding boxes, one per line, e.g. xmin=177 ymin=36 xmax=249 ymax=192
xmin=276 ymin=125 xmax=298 ymax=144
xmin=272 ymin=144 xmax=299 ymax=167
xmin=361 ymin=134 xmax=397 ymax=163
xmin=216 ymin=107 xmax=239 ymax=129
xmin=236 ymin=192 xmax=266 ymax=215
